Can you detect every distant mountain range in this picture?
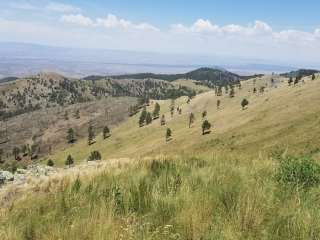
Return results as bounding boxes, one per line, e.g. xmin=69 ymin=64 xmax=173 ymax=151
xmin=0 ymin=42 xmax=302 ymax=79
xmin=280 ymin=69 xmax=320 ymax=78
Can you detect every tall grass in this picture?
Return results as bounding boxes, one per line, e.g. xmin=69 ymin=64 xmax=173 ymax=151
xmin=1 ymin=155 xmax=320 ymax=239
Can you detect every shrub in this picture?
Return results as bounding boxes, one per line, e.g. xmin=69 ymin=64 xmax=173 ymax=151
xmin=47 ymin=159 xmax=54 ymax=167
xmin=88 ymin=151 xmax=102 ymax=161
xmin=275 ymin=156 xmax=320 ymax=189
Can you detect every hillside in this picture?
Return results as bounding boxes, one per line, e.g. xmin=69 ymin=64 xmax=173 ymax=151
xmin=1 ymin=73 xmax=320 ymax=239
xmin=0 ymin=72 xmax=195 ymax=120
xmin=46 ymin=73 xmax=320 ymax=165
xmin=0 ymin=72 xmax=198 ymax=165
xmin=280 ymin=68 xmax=319 ymax=78
xmin=85 ymin=67 xmax=244 ymax=87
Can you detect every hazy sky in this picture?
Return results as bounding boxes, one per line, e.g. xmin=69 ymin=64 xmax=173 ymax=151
xmin=0 ymin=0 xmax=320 ymax=66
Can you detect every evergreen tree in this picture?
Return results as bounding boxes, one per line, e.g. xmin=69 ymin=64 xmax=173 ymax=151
xmin=189 ymin=112 xmax=195 ymax=128
xmin=88 ymin=125 xmax=95 ymax=145
xmin=294 ymin=77 xmax=299 ymax=86
xmin=0 ymin=149 xmax=3 ymax=163
xmin=12 ymin=146 xmax=20 ymax=160
xmin=88 ymin=151 xmax=102 ymax=161
xmin=217 ymin=100 xmax=221 ymax=110
xmin=202 ymin=120 xmax=211 ymax=135
xmin=217 ymin=86 xmax=223 ymax=96
xmin=166 ymin=128 xmax=172 ymax=141
xmin=202 ymin=110 xmax=207 ymax=119
xmin=65 ymin=154 xmax=74 ymax=167
xmin=288 ymin=77 xmax=293 ymax=86
xmin=152 ymin=102 xmax=160 ymax=119
xmin=47 ymin=159 xmax=54 ymax=167
xmin=67 ymin=128 xmax=76 ymax=143
xmin=312 ymin=74 xmax=316 ymax=80
xmin=161 ymin=114 xmax=166 ymax=126
xmin=241 ymin=98 xmax=249 ymax=110
xmin=170 ymin=99 xmax=175 ymax=117
xmin=253 ymin=87 xmax=257 ymax=94
xmin=21 ymin=145 xmax=28 ymax=156
xmin=229 ymin=87 xmax=235 ymax=98
xmin=139 ymin=107 xmax=147 ymax=127
xmin=103 ymin=126 xmax=110 ymax=139
xmin=146 ymin=112 xmax=152 ymax=125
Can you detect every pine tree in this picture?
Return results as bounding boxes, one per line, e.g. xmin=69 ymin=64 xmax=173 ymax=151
xmin=288 ymin=77 xmax=293 ymax=86
xmin=202 ymin=110 xmax=207 ymax=119
xmin=103 ymin=126 xmax=110 ymax=139
xmin=161 ymin=114 xmax=166 ymax=126
xmin=47 ymin=159 xmax=54 ymax=167
xmin=139 ymin=107 xmax=147 ymax=127
xmin=166 ymin=128 xmax=172 ymax=141
xmin=12 ymin=146 xmax=20 ymax=160
xmin=189 ymin=112 xmax=195 ymax=128
xmin=65 ymin=155 xmax=74 ymax=167
xmin=312 ymin=74 xmax=316 ymax=80
xmin=229 ymin=87 xmax=235 ymax=98
xmin=0 ymin=149 xmax=3 ymax=163
xmin=202 ymin=120 xmax=211 ymax=135
xmin=152 ymin=102 xmax=160 ymax=119
xmin=67 ymin=128 xmax=76 ymax=143
xmin=241 ymin=98 xmax=249 ymax=110
xmin=253 ymin=87 xmax=257 ymax=94
xmin=217 ymin=100 xmax=221 ymax=110
xmin=88 ymin=151 xmax=102 ymax=161
xmin=88 ymin=125 xmax=95 ymax=145
xmin=146 ymin=112 xmax=152 ymax=125
xmin=170 ymin=99 xmax=175 ymax=117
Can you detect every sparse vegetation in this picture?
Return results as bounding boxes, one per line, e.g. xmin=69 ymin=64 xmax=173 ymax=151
xmin=201 ymin=120 xmax=211 ymax=135
xmin=102 ymin=126 xmax=110 ymax=139
xmin=166 ymin=128 xmax=172 ymax=141
xmin=88 ymin=125 xmax=95 ymax=145
xmin=65 ymin=154 xmax=74 ymax=167
xmin=241 ymin=98 xmax=249 ymax=110
xmin=88 ymin=151 xmax=102 ymax=161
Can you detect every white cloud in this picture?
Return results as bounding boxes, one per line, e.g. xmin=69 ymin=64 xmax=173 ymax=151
xmin=46 ymin=2 xmax=80 ymax=13
xmin=61 ymin=14 xmax=94 ymax=27
xmin=171 ymin=19 xmax=273 ymax=36
xmin=62 ymin=14 xmax=159 ymax=32
xmin=1 ymin=14 xmax=320 ymax=66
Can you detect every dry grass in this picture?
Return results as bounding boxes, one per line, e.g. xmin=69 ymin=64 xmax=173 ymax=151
xmin=48 ymin=74 xmax=320 ymax=166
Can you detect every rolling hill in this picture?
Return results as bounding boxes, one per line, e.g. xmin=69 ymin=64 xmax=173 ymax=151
xmin=87 ymin=67 xmax=244 ymax=87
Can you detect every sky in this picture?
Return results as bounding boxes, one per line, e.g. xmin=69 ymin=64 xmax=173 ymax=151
xmin=0 ymin=0 xmax=320 ymax=66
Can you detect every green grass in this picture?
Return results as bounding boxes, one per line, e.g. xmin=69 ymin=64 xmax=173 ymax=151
xmin=2 ymin=154 xmax=320 ymax=239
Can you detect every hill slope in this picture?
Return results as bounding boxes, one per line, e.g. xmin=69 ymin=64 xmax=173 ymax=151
xmin=1 ymin=73 xmax=320 ymax=239
xmin=84 ymin=67 xmax=244 ymax=87
xmin=47 ymin=73 xmax=320 ymax=165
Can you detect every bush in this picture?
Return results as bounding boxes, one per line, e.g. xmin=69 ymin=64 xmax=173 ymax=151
xmin=88 ymin=151 xmax=102 ymax=161
xmin=47 ymin=159 xmax=54 ymax=167
xmin=275 ymin=156 xmax=320 ymax=189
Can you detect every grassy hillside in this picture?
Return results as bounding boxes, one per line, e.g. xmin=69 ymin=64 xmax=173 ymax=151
xmin=46 ymin=73 xmax=320 ymax=166
xmin=1 ymin=73 xmax=320 ymax=239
